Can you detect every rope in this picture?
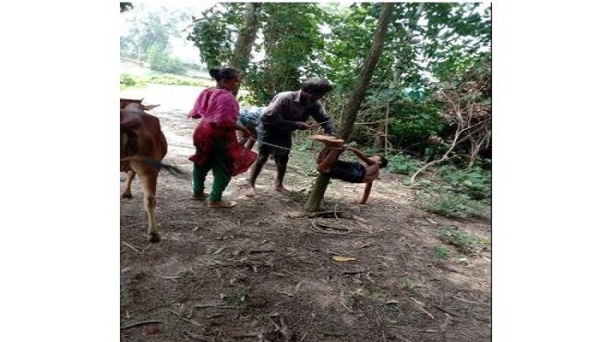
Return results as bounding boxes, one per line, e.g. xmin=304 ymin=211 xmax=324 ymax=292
xmin=247 ymin=136 xmax=344 ymax=151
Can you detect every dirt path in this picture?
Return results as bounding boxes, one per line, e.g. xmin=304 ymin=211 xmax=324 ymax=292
xmin=120 ymin=84 xmax=491 ymax=342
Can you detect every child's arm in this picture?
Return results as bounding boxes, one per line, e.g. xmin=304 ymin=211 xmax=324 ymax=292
xmin=359 ymin=181 xmax=373 ymax=204
xmin=346 ymin=146 xmax=377 ymax=165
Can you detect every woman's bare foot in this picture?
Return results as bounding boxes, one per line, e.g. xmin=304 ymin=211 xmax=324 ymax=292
xmin=245 ymin=186 xmax=257 ymax=197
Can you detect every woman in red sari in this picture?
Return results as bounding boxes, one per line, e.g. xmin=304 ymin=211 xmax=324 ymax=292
xmin=188 ymin=67 xmax=257 ymax=208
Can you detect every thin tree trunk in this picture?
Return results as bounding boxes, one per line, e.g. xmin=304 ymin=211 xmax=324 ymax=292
xmin=231 ymin=3 xmax=262 ymax=72
xmin=384 ymin=102 xmax=389 ymax=156
xmin=304 ymin=3 xmax=396 ymax=211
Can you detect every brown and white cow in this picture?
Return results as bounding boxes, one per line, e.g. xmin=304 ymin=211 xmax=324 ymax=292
xmin=120 ymin=99 xmax=167 ymax=242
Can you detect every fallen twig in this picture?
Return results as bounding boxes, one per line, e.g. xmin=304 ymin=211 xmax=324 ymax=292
xmin=229 ymin=333 xmax=262 ymax=338
xmin=169 ymin=310 xmax=203 ymax=328
xmin=307 ymin=211 xmax=346 ymax=219
xmin=120 ymin=320 xmax=163 ymax=330
xmin=182 ymin=330 xmax=213 ymax=341
xmin=341 ymin=270 xmax=366 ymax=276
xmin=439 ymin=313 xmax=452 ymax=333
xmin=333 ymin=202 xmax=339 ymax=220
xmin=340 ymin=302 xmax=354 ymax=313
xmin=121 ymin=223 xmax=144 ymax=229
xmin=121 ymin=241 xmax=143 ymax=254
xmin=185 ymin=302 xmax=228 ymax=318
xmin=432 ymin=304 xmax=458 ymax=317
xmin=410 ymin=298 xmax=435 ymax=319
xmin=248 ymin=249 xmax=276 ymax=254
xmin=268 ymin=315 xmax=295 ymax=342
xmin=352 ymin=215 xmax=368 ymax=223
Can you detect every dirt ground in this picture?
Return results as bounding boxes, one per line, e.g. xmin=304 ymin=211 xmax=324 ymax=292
xmin=120 ymin=85 xmax=491 ymax=342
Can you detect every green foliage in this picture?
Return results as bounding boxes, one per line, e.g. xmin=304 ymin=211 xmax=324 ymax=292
xmin=147 ymin=74 xmax=210 ymax=87
xmin=187 ymin=3 xmax=244 ymax=68
xmin=421 ymin=3 xmax=491 ymax=83
xmin=438 ymin=226 xmax=480 ymax=254
xmin=120 ymin=73 xmax=146 ymax=90
xmin=187 ymin=2 xmax=330 ymax=105
xmin=120 ymin=73 xmax=210 ymax=89
xmin=182 ymin=2 xmax=491 ymax=161
xmin=420 ymin=191 xmax=490 ymax=219
xmin=244 ymin=3 xmax=329 ymax=104
xmin=408 ymin=159 xmax=490 ymax=219
xmin=434 ymin=245 xmax=449 ymax=259
xmin=438 ymin=163 xmax=491 ymax=200
xmin=147 ymin=44 xmax=185 ymax=75
xmin=386 ymin=153 xmax=422 ymax=175
xmin=322 ymin=3 xmax=378 ymax=92
xmin=387 ymin=109 xmax=444 ymax=153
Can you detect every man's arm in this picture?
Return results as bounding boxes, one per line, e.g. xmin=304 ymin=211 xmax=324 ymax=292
xmin=310 ymin=102 xmax=336 ymax=135
xmin=359 ymin=181 xmax=373 ymax=204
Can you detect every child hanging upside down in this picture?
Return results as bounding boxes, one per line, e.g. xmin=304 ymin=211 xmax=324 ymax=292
xmin=310 ymin=135 xmax=388 ymax=204
xmin=236 ymin=106 xmax=266 ymax=150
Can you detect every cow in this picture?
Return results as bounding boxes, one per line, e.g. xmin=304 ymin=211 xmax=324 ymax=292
xmin=120 ymin=99 xmax=168 ymax=243
xmin=120 ymin=98 xmax=143 ymax=109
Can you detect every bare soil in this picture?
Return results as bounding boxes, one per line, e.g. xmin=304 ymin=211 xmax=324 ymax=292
xmin=120 ymin=84 xmax=491 ymax=342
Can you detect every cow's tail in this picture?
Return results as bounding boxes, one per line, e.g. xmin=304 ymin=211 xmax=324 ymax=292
xmin=143 ymin=159 xmax=188 ymax=178
xmin=121 ymin=157 xmax=190 ymax=179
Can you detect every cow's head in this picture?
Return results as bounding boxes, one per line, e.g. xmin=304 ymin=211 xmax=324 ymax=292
xmin=120 ymin=98 xmax=161 ymax=111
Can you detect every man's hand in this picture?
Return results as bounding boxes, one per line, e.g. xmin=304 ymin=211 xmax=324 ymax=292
xmin=295 ymin=122 xmax=311 ymax=130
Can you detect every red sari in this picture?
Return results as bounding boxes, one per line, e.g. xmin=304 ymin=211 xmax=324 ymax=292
xmin=188 ymin=88 xmax=257 ymax=176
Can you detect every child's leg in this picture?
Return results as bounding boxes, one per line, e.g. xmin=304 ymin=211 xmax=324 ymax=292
xmin=317 ymin=148 xmax=345 ymax=174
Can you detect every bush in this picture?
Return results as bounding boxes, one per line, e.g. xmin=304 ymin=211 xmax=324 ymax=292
xmin=420 ymin=191 xmax=490 ymax=219
xmin=120 ymin=73 xmax=146 ymax=90
xmin=386 ymin=153 xmax=422 ymax=175
xmin=438 ymin=226 xmax=482 ymax=254
xmin=147 ymin=44 xmax=185 ymax=75
xmin=438 ymin=163 xmax=491 ymax=200
xmin=148 ymin=74 xmax=210 ymax=87
xmin=120 ymin=74 xmax=136 ymax=87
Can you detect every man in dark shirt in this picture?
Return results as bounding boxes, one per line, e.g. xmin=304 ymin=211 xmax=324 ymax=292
xmin=246 ymin=78 xmax=336 ymax=197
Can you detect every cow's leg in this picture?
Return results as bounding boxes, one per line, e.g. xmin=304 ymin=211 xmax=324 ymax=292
xmin=138 ymin=170 xmax=160 ymax=243
xmin=121 ymin=170 xmax=135 ymax=198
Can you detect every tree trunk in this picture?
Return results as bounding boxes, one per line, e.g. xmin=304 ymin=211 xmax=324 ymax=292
xmin=304 ymin=3 xmax=396 ymax=212
xmin=231 ymin=3 xmax=262 ymax=72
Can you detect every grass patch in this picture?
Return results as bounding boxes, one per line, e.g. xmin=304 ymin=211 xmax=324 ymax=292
xmin=438 ymin=163 xmax=491 ymax=200
xmin=420 ymin=191 xmax=490 ymax=219
xmin=120 ymin=72 xmax=213 ymax=90
xmin=147 ymin=74 xmax=212 ymax=87
xmin=438 ymin=226 xmax=480 ymax=254
xmin=434 ymin=245 xmax=450 ymax=259
xmin=221 ymin=289 xmax=249 ymax=309
xmin=120 ymin=73 xmax=147 ymax=90
xmin=386 ymin=153 xmax=423 ymax=175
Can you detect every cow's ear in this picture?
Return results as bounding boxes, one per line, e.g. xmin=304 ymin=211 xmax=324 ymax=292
xmin=143 ymin=104 xmax=160 ymax=110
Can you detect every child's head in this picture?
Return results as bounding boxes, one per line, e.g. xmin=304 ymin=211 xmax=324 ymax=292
xmin=373 ymin=155 xmax=388 ymax=168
